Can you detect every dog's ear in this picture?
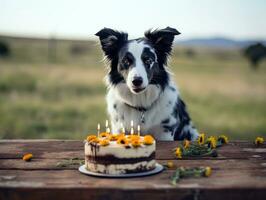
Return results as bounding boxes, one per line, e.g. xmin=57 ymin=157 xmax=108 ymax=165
xmin=95 ymin=28 xmax=128 ymax=60
xmin=145 ymin=27 xmax=180 ymax=64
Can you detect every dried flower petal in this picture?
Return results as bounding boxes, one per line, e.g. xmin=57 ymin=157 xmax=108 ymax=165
xmin=167 ymin=161 xmax=174 ymax=168
xmin=23 ymin=153 xmax=33 ymax=162
xmin=175 ymin=147 xmax=182 ymax=158
xmin=183 ymin=139 xmax=190 ymax=149
xmin=204 ymin=166 xmax=212 ymax=177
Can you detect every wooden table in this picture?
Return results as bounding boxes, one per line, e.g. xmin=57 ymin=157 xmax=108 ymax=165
xmin=0 ymin=140 xmax=265 ymax=200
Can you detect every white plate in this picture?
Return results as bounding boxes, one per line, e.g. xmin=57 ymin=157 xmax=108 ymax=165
xmin=78 ymin=163 xmax=164 ymax=178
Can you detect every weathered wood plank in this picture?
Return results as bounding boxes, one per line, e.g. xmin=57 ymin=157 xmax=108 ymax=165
xmin=0 ymin=168 xmax=266 ymax=189
xmin=0 ymin=159 xmax=265 ymax=171
xmin=1 ymin=188 xmax=265 ymax=200
xmin=0 ymin=140 xmax=265 ymax=160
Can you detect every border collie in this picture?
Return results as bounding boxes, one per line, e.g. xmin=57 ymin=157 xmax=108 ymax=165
xmin=95 ymin=27 xmax=199 ymax=141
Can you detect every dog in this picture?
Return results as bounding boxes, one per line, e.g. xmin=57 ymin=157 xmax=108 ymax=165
xmin=95 ymin=27 xmax=199 ymax=141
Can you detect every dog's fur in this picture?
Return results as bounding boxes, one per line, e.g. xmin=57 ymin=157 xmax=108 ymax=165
xmin=95 ymin=27 xmax=199 ymax=140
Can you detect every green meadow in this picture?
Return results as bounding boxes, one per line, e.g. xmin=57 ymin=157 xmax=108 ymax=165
xmin=0 ymin=36 xmax=265 ymax=140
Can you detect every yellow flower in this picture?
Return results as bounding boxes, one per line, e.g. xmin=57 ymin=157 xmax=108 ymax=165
xmin=117 ymin=136 xmax=129 ymax=146
xmin=218 ymin=135 xmax=229 ymax=144
xmin=131 ymin=139 xmax=141 ymax=148
xmin=109 ymin=134 xmax=119 ymax=141
xmin=86 ymin=135 xmax=97 ymax=142
xmin=167 ymin=161 xmax=174 ymax=168
xmin=198 ymin=133 xmax=205 ymax=145
xmin=22 ymin=153 xmax=33 ymax=162
xmin=99 ymin=139 xmax=110 ymax=146
xmin=175 ymin=147 xmax=182 ymax=158
xmin=206 ymin=136 xmax=216 ymax=149
xmin=143 ymin=135 xmax=154 ymax=145
xmin=255 ymin=137 xmax=264 ymax=145
xmin=100 ymin=132 xmax=110 ymax=138
xmin=183 ymin=139 xmax=190 ymax=149
xmin=204 ymin=166 xmax=212 ymax=177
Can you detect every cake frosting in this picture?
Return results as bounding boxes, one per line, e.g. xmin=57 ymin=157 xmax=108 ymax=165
xmin=84 ymin=134 xmax=156 ymax=174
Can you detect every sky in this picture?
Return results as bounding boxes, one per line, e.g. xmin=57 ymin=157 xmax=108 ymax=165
xmin=0 ymin=0 xmax=266 ymax=40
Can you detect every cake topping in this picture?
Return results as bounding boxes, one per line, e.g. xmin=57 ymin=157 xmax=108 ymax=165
xmin=127 ymin=134 xmax=140 ymax=141
xmin=100 ymin=132 xmax=110 ymax=138
xmin=117 ymin=136 xmax=129 ymax=146
xmin=131 ymin=139 xmax=141 ymax=148
xmin=87 ymin=135 xmax=97 ymax=142
xmin=90 ymin=137 xmax=100 ymax=143
xmin=143 ymin=135 xmax=154 ymax=145
xmin=99 ymin=139 xmax=110 ymax=146
xmin=109 ymin=134 xmax=119 ymax=141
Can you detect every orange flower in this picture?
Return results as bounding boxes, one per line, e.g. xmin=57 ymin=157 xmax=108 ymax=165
xmin=117 ymin=136 xmax=129 ymax=146
xmin=99 ymin=139 xmax=110 ymax=146
xmin=143 ymin=135 xmax=154 ymax=145
xmin=23 ymin=153 xmax=33 ymax=162
xmin=86 ymin=135 xmax=97 ymax=142
xmin=100 ymin=132 xmax=110 ymax=138
xmin=90 ymin=137 xmax=100 ymax=143
xmin=131 ymin=139 xmax=141 ymax=148
xmin=109 ymin=134 xmax=119 ymax=141
xmin=127 ymin=135 xmax=140 ymax=141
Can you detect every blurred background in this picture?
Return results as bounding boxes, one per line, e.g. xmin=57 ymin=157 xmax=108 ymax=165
xmin=0 ymin=0 xmax=265 ymax=139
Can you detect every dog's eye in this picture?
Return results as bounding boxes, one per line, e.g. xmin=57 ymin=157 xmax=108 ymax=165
xmin=144 ymin=58 xmax=153 ymax=66
xmin=122 ymin=58 xmax=131 ymax=68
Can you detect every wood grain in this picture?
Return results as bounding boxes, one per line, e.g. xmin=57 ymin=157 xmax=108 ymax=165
xmin=0 ymin=140 xmax=265 ymax=200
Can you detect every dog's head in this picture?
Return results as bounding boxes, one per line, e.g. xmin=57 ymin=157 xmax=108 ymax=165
xmin=95 ymin=27 xmax=180 ymax=94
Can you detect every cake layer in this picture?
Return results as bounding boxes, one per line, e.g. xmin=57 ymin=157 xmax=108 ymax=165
xmin=85 ymin=160 xmax=156 ymax=174
xmin=85 ymin=151 xmax=155 ymax=165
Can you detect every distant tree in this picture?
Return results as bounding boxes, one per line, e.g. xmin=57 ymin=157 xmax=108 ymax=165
xmin=243 ymin=42 xmax=266 ymax=70
xmin=185 ymin=48 xmax=196 ymax=58
xmin=0 ymin=41 xmax=10 ymax=57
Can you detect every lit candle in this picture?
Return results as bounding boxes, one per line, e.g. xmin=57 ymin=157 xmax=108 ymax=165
xmin=97 ymin=123 xmax=100 ymax=137
xmin=137 ymin=125 xmax=140 ymax=136
xmin=105 ymin=120 xmax=109 ymax=132
xmin=122 ymin=127 xmax=125 ymax=135
xmin=130 ymin=120 xmax=134 ymax=135
xmin=121 ymin=123 xmax=125 ymax=135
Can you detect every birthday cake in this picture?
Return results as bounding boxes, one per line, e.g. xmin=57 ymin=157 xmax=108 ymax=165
xmin=84 ymin=133 xmax=156 ymax=175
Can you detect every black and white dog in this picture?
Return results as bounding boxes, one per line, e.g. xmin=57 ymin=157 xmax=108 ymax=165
xmin=95 ymin=27 xmax=199 ymax=141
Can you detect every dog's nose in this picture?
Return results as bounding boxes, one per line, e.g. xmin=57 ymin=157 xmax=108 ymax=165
xmin=132 ymin=77 xmax=143 ymax=87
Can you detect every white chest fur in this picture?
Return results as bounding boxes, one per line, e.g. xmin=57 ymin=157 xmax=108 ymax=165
xmin=106 ymin=81 xmax=179 ymax=140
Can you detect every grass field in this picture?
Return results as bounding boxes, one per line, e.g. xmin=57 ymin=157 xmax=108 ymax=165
xmin=0 ymin=36 xmax=265 ymax=140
